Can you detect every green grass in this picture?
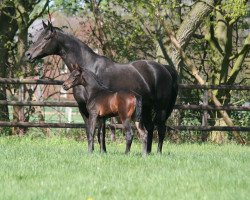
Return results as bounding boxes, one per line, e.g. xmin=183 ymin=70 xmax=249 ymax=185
xmin=0 ymin=136 xmax=249 ymax=200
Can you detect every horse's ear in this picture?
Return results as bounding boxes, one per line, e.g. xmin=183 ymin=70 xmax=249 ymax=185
xmin=42 ymin=20 xmax=48 ymax=29
xmin=47 ymin=20 xmax=54 ymax=32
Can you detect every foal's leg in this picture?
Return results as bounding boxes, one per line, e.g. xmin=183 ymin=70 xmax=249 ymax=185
xmin=109 ymin=117 xmax=116 ymax=141
xmin=122 ymin=118 xmax=134 ymax=154
xmin=135 ymin=121 xmax=148 ymax=155
xmin=134 ymin=96 xmax=147 ymax=155
xmin=97 ymin=118 xmax=107 ymax=153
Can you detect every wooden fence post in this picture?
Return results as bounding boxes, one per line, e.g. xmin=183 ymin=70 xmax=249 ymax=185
xmin=201 ymin=88 xmax=209 ymax=141
xmin=18 ymin=84 xmax=25 ymax=135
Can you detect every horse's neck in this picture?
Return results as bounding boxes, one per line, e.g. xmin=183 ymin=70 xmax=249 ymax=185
xmin=85 ymin=76 xmax=108 ymax=99
xmin=57 ymin=32 xmax=98 ymax=70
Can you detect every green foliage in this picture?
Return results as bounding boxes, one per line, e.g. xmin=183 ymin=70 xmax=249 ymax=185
xmin=230 ymin=90 xmax=250 ymax=127
xmin=51 ymin=0 xmax=84 ymax=14
xmin=102 ymin=14 xmax=155 ymax=61
xmin=0 ymin=136 xmax=249 ymax=200
xmin=221 ymin=0 xmax=247 ymax=20
xmin=0 ymin=127 xmax=12 ymax=136
xmin=82 ymin=0 xmax=159 ymax=62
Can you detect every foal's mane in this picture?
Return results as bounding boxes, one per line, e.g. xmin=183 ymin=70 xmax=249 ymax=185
xmin=82 ymin=69 xmax=109 ymax=90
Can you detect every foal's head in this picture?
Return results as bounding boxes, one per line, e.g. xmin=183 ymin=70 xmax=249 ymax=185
xmin=63 ymin=64 xmax=107 ymax=91
xmin=62 ymin=65 xmax=87 ymax=90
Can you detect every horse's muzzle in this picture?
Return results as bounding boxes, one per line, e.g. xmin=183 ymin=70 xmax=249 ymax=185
xmin=25 ymin=51 xmax=34 ymax=62
xmin=25 ymin=51 xmax=32 ymax=61
xmin=62 ymin=84 xmax=70 ymax=91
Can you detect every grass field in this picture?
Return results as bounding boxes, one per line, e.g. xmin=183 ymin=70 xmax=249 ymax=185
xmin=0 ymin=136 xmax=249 ymax=200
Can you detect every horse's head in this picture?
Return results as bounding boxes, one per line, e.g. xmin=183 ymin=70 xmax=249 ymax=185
xmin=26 ymin=21 xmax=59 ymax=62
xmin=62 ymin=64 xmax=87 ymax=90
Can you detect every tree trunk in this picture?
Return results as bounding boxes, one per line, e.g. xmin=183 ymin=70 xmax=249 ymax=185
xmin=0 ymin=0 xmax=49 ymax=134
xmin=164 ymin=0 xmax=245 ymax=144
xmin=0 ymin=6 xmax=18 ymax=125
xmin=166 ymin=30 xmax=245 ymax=144
xmin=171 ymin=0 xmax=221 ymax=71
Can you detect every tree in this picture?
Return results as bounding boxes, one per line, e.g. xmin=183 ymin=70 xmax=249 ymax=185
xmin=0 ymin=0 xmax=49 ymax=134
xmin=80 ymin=0 xmax=248 ymax=143
xmin=165 ymin=0 xmax=248 ymax=143
xmin=0 ymin=2 xmax=18 ymax=122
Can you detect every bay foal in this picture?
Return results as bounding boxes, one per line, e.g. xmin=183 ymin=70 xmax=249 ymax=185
xmin=63 ymin=66 xmax=147 ymax=154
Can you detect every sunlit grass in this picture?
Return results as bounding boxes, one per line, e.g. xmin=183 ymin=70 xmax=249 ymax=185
xmin=0 ymin=136 xmax=249 ymax=200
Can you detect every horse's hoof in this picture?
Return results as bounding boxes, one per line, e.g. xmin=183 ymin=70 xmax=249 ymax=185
xmin=100 ymin=150 xmax=107 ymax=154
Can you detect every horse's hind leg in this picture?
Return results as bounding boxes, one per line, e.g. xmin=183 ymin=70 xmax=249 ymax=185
xmin=142 ymin=106 xmax=154 ymax=154
xmin=155 ymin=110 xmax=167 ymax=153
xmin=157 ymin=124 xmax=166 ymax=153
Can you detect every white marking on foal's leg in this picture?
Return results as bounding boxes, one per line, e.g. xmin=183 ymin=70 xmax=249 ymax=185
xmin=135 ymin=122 xmax=147 ymax=155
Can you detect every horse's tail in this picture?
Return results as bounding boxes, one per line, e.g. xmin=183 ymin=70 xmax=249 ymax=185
xmin=164 ymin=65 xmax=178 ymax=119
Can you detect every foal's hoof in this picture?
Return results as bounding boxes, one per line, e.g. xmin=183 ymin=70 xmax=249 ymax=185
xmin=88 ymin=150 xmax=94 ymax=154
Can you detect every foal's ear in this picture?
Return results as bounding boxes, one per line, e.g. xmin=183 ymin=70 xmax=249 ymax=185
xmin=75 ymin=64 xmax=82 ymax=73
xmin=42 ymin=20 xmax=48 ymax=29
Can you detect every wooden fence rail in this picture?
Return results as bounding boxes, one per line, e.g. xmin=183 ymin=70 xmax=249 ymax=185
xmin=0 ymin=78 xmax=249 ymax=132
xmin=0 ymin=100 xmax=249 ymax=111
xmin=0 ymin=122 xmax=250 ymax=132
xmin=0 ymin=77 xmax=250 ymax=90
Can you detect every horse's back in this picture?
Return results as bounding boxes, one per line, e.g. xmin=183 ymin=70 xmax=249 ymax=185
xmin=130 ymin=60 xmax=174 ymax=104
xmin=94 ymin=59 xmax=173 ymax=99
xmin=90 ymin=58 xmax=178 ymax=118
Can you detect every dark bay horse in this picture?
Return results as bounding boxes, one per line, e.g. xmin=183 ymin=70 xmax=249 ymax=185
xmin=63 ymin=66 xmax=146 ymax=154
xmin=26 ymin=21 xmax=178 ymax=154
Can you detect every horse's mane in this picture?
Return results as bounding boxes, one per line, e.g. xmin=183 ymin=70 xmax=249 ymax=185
xmin=53 ymin=26 xmax=96 ymax=55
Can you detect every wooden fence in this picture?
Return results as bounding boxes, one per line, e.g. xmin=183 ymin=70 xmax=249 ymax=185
xmin=0 ymin=78 xmax=249 ymax=132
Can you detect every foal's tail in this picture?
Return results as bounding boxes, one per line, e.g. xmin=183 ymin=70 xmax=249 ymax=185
xmin=134 ymin=95 xmax=142 ymax=122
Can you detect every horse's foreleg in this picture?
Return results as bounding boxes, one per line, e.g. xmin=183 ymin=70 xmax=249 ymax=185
xmin=87 ymin=114 xmax=97 ymax=153
xmin=122 ymin=118 xmax=134 ymax=154
xmin=97 ymin=118 xmax=107 ymax=153
xmin=77 ymin=102 xmax=90 ymax=151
